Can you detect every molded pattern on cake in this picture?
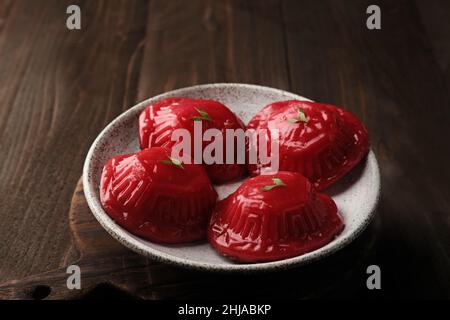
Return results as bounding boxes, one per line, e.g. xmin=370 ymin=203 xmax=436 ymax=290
xmin=208 ymin=172 xmax=344 ymax=262
xmin=100 ymin=147 xmax=218 ymax=244
xmin=139 ymin=98 xmax=247 ymax=184
xmin=247 ymin=100 xmax=369 ymax=190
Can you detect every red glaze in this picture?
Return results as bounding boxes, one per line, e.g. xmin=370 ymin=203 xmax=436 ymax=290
xmin=100 ymin=147 xmax=217 ymax=244
xmin=208 ymin=172 xmax=344 ymax=262
xmin=247 ymin=100 xmax=369 ymax=190
xmin=139 ymin=98 xmax=247 ymax=184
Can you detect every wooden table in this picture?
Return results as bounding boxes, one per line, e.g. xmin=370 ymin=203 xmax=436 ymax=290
xmin=0 ymin=0 xmax=449 ymax=299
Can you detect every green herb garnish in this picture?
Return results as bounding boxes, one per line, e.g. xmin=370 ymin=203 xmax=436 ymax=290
xmin=261 ymin=177 xmax=287 ymax=191
xmin=161 ymin=156 xmax=184 ymax=170
xmin=288 ymin=108 xmax=308 ymax=123
xmin=192 ymin=108 xmax=212 ymax=122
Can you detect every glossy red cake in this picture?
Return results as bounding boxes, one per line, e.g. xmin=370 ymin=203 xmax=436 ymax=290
xmin=208 ymin=171 xmax=344 ymax=262
xmin=100 ymin=147 xmax=217 ymax=244
xmin=139 ymin=97 xmax=247 ymax=184
xmin=247 ymin=100 xmax=369 ymax=190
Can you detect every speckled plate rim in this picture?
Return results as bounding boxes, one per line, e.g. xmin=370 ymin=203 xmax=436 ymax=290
xmin=83 ymin=83 xmax=381 ymax=273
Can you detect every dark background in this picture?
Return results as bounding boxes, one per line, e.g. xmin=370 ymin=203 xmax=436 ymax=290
xmin=0 ymin=0 xmax=449 ymax=299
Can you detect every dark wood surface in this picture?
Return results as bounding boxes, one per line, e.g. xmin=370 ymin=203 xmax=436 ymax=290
xmin=0 ymin=177 xmax=380 ymax=299
xmin=0 ymin=0 xmax=449 ymax=299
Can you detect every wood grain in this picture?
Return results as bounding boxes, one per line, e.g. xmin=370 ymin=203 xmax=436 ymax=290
xmin=283 ymin=0 xmax=450 ymax=298
xmin=0 ymin=178 xmax=197 ymax=299
xmin=0 ymin=0 xmax=449 ymax=299
xmin=0 ymin=0 xmax=147 ymax=282
xmin=137 ymin=0 xmax=290 ymax=99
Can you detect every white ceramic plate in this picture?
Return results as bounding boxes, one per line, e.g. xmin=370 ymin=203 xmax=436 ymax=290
xmin=83 ymin=83 xmax=380 ymax=273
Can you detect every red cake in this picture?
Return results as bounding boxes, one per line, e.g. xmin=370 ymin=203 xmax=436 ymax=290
xmin=139 ymin=97 xmax=247 ymax=184
xmin=247 ymin=100 xmax=369 ymax=190
xmin=100 ymin=147 xmax=217 ymax=244
xmin=208 ymin=171 xmax=344 ymax=262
